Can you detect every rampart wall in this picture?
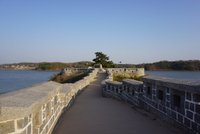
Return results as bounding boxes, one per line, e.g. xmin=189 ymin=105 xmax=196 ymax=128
xmin=0 ymin=69 xmax=98 ymax=134
xmin=107 ymin=68 xmax=145 ymax=78
xmin=102 ymin=71 xmax=200 ymax=134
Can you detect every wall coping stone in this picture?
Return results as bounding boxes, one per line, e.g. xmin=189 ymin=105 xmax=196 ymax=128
xmin=142 ymin=75 xmax=200 ymax=93
xmin=123 ymin=79 xmax=143 ymax=85
xmin=105 ymin=80 xmax=122 ymax=86
xmin=0 ymin=81 xmax=62 ymax=121
xmin=0 ymin=69 xmax=98 ymax=122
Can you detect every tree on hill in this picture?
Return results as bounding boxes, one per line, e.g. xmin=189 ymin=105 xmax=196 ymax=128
xmin=93 ymin=52 xmax=115 ymax=68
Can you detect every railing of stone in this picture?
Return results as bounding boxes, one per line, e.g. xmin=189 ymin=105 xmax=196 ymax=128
xmin=0 ymin=69 xmax=98 ymax=134
xmin=142 ymin=76 xmax=200 ymax=134
xmin=102 ymin=79 xmax=143 ymax=106
xmin=102 ymin=73 xmax=200 ymax=134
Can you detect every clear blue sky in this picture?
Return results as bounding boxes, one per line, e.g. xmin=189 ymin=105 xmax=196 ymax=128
xmin=0 ymin=0 xmax=200 ymax=64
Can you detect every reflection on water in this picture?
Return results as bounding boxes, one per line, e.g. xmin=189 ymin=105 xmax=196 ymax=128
xmin=0 ymin=70 xmax=58 ymax=93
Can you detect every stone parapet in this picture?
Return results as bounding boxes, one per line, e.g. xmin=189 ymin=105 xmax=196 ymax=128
xmin=102 ymin=72 xmax=200 ymax=134
xmin=0 ymin=69 xmax=98 ymax=134
xmin=107 ymin=68 xmax=145 ymax=77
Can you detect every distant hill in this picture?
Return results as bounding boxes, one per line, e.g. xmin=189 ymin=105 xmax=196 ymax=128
xmin=0 ymin=62 xmax=37 ymax=70
xmin=36 ymin=61 xmax=93 ymax=70
xmin=136 ymin=60 xmax=200 ymax=71
xmin=115 ymin=60 xmax=200 ymax=71
xmin=0 ymin=61 xmax=93 ymax=70
xmin=1 ymin=60 xmax=200 ymax=71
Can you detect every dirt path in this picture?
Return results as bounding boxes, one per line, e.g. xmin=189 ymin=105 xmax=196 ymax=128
xmin=53 ymin=73 xmax=182 ymax=134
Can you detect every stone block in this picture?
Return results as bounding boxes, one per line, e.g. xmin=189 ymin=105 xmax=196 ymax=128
xmin=17 ymin=117 xmax=29 ymax=130
xmin=24 ymin=117 xmax=29 ymax=126
xmin=191 ymin=122 xmax=197 ymax=132
xmin=196 ymin=104 xmax=200 ymax=114
xmin=158 ymin=104 xmax=162 ymax=111
xmin=163 ymin=106 xmax=166 ymax=113
xmin=0 ymin=120 xmax=15 ymax=134
xmin=171 ymin=111 xmax=177 ymax=120
xmin=184 ymin=117 xmax=191 ymax=128
xmin=185 ymin=101 xmax=189 ymax=109
xmin=186 ymin=110 xmax=194 ymax=120
xmin=18 ymin=129 xmax=26 ymax=134
xmin=193 ymin=94 xmax=200 ymax=102
xmin=46 ymin=102 xmax=51 ymax=117
xmin=166 ymin=95 xmax=170 ymax=101
xmin=190 ymin=103 xmax=195 ymax=111
xmin=49 ymin=117 xmax=54 ymax=128
xmin=195 ymin=113 xmax=200 ymax=124
xmin=39 ymin=123 xmax=45 ymax=133
xmin=186 ymin=92 xmax=191 ymax=100
xmin=27 ymin=124 xmax=32 ymax=134
xmin=166 ymin=108 xmax=171 ymax=116
xmin=17 ymin=119 xmax=24 ymax=129
xmin=166 ymin=88 xmax=170 ymax=93
xmin=166 ymin=102 xmax=170 ymax=107
xmin=33 ymin=112 xmax=42 ymax=126
xmin=178 ymin=114 xmax=183 ymax=123
xmin=28 ymin=114 xmax=32 ymax=122
xmin=198 ymin=125 xmax=200 ymax=133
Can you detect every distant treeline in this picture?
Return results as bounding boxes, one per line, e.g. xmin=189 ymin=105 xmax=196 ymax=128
xmin=0 ymin=61 xmax=93 ymax=71
xmin=36 ymin=61 xmax=93 ymax=70
xmin=1 ymin=60 xmax=200 ymax=71
xmin=137 ymin=60 xmax=200 ymax=71
xmin=115 ymin=60 xmax=200 ymax=71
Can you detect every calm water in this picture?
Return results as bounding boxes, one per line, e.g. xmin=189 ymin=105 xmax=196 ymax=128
xmin=146 ymin=71 xmax=200 ymax=80
xmin=1 ymin=70 xmax=200 ymax=94
xmin=0 ymin=70 xmax=58 ymax=94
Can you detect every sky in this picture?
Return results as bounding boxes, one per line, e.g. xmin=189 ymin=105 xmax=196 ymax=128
xmin=0 ymin=0 xmax=200 ymax=64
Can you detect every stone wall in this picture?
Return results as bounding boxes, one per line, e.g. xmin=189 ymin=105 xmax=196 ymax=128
xmin=60 ymin=68 xmax=91 ymax=75
xmin=0 ymin=69 xmax=98 ymax=134
xmin=102 ymin=73 xmax=200 ymax=134
xmin=107 ymin=68 xmax=145 ymax=78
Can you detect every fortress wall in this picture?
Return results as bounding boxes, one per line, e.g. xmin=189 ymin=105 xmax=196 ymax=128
xmin=102 ymin=71 xmax=200 ymax=134
xmin=107 ymin=68 xmax=145 ymax=78
xmin=0 ymin=69 xmax=98 ymax=134
xmin=61 ymin=68 xmax=91 ymax=75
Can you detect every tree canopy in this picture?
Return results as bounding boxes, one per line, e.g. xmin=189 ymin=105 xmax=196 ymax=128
xmin=93 ymin=52 xmax=115 ymax=68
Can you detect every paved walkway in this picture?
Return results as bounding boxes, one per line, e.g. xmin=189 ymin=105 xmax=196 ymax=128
xmin=53 ymin=73 xmax=183 ymax=134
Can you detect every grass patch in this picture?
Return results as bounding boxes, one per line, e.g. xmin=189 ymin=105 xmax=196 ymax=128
xmin=51 ymin=72 xmax=88 ymax=83
xmin=113 ymin=74 xmax=142 ymax=82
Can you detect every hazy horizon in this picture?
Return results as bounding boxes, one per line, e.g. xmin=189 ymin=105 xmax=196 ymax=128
xmin=1 ymin=59 xmax=200 ymax=66
xmin=0 ymin=0 xmax=200 ymax=64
